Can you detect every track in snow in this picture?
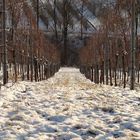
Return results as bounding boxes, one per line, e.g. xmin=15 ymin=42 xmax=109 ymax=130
xmin=0 ymin=67 xmax=140 ymax=140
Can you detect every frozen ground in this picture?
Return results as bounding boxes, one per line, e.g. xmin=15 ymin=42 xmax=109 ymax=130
xmin=0 ymin=68 xmax=140 ymax=140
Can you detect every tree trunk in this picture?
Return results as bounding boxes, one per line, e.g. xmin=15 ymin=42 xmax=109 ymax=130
xmin=2 ymin=0 xmax=8 ymax=84
xmin=130 ymin=0 xmax=136 ymax=90
xmin=122 ymin=54 xmax=126 ymax=88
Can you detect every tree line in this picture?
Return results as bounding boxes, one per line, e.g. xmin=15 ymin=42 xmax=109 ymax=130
xmin=0 ymin=0 xmax=60 ymax=85
xmin=79 ymin=0 xmax=140 ymax=90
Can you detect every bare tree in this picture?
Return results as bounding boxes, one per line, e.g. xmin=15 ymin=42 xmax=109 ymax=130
xmin=130 ymin=0 xmax=136 ymax=90
xmin=2 ymin=0 xmax=8 ymax=84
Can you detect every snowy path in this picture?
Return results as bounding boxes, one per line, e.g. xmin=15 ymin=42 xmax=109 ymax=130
xmin=0 ymin=68 xmax=140 ymax=140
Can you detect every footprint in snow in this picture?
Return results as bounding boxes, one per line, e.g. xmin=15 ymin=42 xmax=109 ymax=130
xmin=47 ymin=115 xmax=67 ymax=123
xmin=111 ymin=131 xmax=126 ymax=138
xmin=35 ymin=125 xmax=59 ymax=133
xmin=120 ymin=122 xmax=140 ymax=132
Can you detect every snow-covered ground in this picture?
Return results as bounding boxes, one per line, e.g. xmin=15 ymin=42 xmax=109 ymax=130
xmin=0 ymin=68 xmax=140 ymax=140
